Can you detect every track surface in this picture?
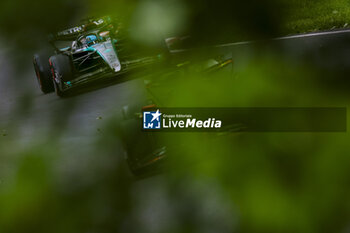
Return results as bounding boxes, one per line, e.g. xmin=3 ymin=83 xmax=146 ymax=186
xmin=1 ymin=28 xmax=350 ymax=164
xmin=1 ymin=29 xmax=350 ymax=232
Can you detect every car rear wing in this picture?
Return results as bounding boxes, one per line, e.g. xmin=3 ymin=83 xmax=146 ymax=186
xmin=48 ymin=16 xmax=113 ymax=42
xmin=48 ymin=16 xmax=114 ymax=52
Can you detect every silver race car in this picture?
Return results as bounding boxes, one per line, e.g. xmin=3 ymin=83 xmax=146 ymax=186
xmin=33 ymin=17 xmax=161 ymax=97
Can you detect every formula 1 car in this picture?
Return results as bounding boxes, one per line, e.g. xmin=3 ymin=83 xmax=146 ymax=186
xmin=118 ymin=56 xmax=234 ymax=176
xmin=33 ymin=16 xmax=163 ymax=97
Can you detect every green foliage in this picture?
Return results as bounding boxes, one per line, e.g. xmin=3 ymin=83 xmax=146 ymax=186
xmin=285 ymin=0 xmax=350 ymax=33
xmin=1 ymin=0 xmax=350 ymax=232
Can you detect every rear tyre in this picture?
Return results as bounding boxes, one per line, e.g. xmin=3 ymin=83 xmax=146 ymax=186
xmin=49 ymin=54 xmax=73 ymax=97
xmin=33 ymin=53 xmax=55 ymax=93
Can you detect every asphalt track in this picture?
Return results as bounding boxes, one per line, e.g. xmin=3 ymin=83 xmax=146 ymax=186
xmin=1 ymin=29 xmax=350 ymax=232
xmin=1 ymin=28 xmax=350 ymax=169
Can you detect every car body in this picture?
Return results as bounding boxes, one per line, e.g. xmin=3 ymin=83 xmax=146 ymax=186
xmin=118 ymin=57 xmax=234 ymax=176
xmin=33 ymin=16 xmax=162 ymax=96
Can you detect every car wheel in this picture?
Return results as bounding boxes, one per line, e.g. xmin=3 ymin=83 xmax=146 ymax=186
xmin=33 ymin=53 xmax=55 ymax=94
xmin=49 ymin=54 xmax=73 ymax=97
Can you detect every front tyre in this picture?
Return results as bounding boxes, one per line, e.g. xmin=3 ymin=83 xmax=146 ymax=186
xmin=49 ymin=54 xmax=73 ymax=97
xmin=33 ymin=53 xmax=55 ymax=94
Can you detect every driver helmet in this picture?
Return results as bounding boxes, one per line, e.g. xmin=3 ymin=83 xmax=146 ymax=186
xmin=86 ymin=35 xmax=98 ymax=46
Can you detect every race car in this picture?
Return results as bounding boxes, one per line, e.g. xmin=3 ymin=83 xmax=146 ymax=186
xmin=118 ymin=56 xmax=234 ymax=176
xmin=33 ymin=16 xmax=162 ymax=97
